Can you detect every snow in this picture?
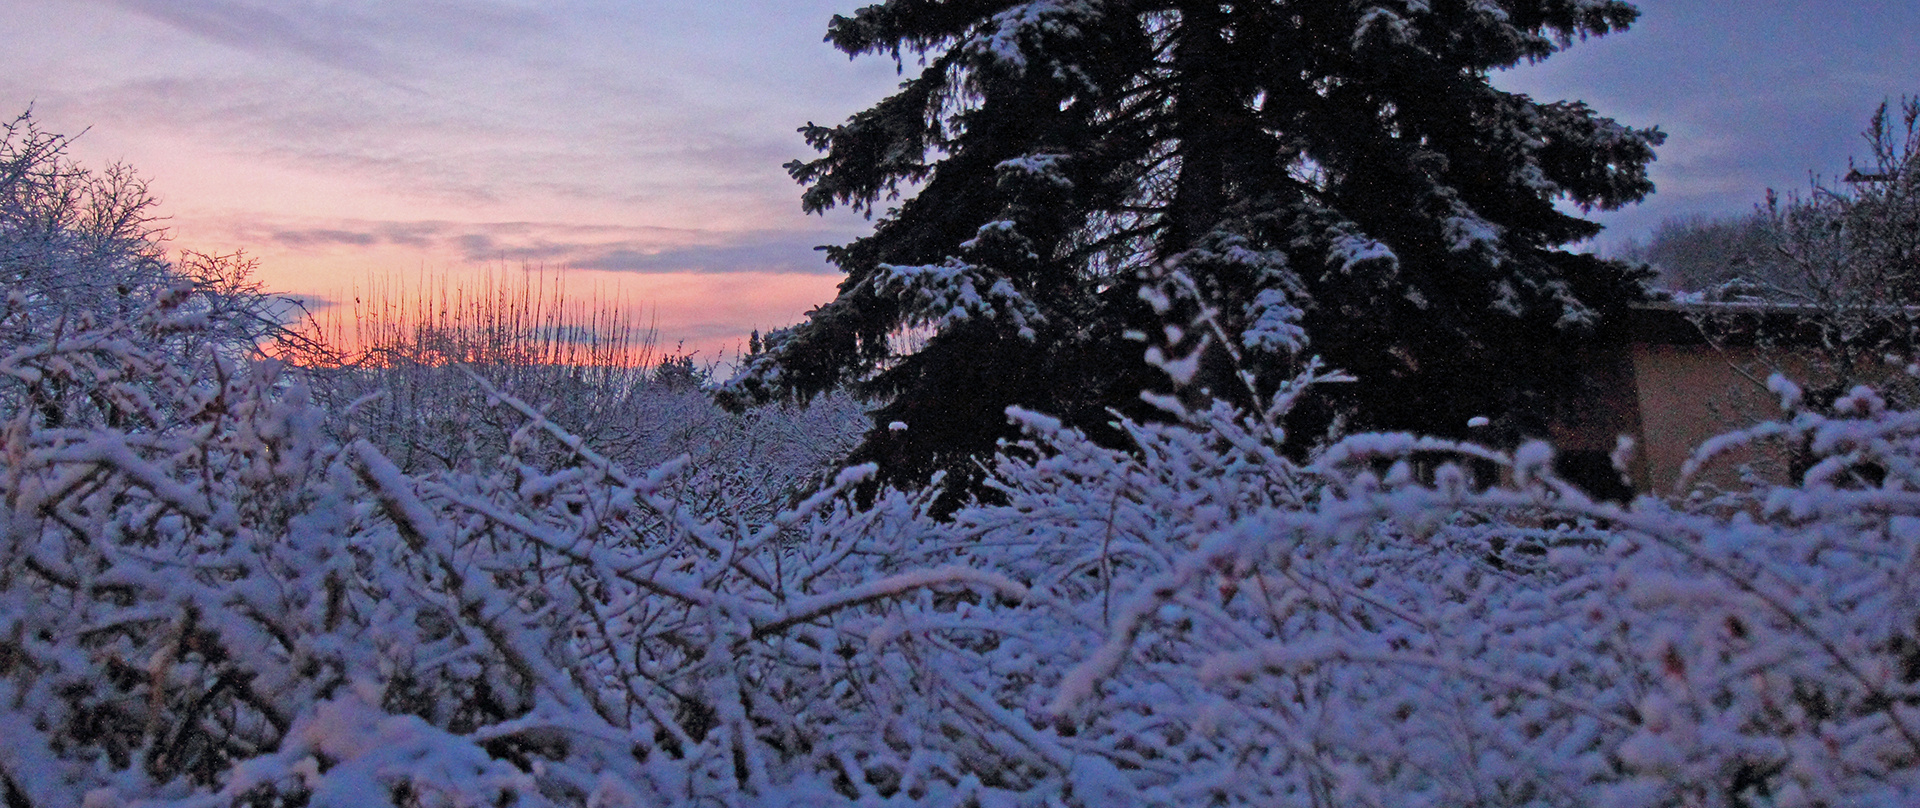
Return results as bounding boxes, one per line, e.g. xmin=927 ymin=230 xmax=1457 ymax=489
xmin=964 ymin=1 xmax=1102 ymax=77
xmin=995 ymin=154 xmax=1074 ymax=190
xmin=877 ymin=256 xmax=1046 ymax=341
xmin=7 ymin=214 xmax=1920 ymax=806
xmin=1443 ymin=211 xmax=1503 ymax=255
xmin=1243 ymin=288 xmax=1309 ymax=356
xmin=1143 ymin=343 xmax=1201 ymax=385
xmin=1352 ymin=7 xmax=1415 ymax=51
xmin=1328 ymin=232 xmax=1399 ymax=275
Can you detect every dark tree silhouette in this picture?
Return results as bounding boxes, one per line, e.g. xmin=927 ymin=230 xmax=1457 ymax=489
xmin=718 ymin=0 xmax=1664 ymax=498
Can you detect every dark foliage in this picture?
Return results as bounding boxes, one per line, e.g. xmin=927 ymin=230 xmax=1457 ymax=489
xmin=719 ymin=0 xmax=1664 ymax=499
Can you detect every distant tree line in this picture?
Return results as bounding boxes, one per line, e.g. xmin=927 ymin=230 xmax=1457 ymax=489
xmin=1613 ymin=212 xmax=1774 ymax=292
xmin=1620 ymin=97 xmax=1920 ymax=307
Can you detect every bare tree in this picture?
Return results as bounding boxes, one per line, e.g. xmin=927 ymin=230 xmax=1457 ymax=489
xmin=1755 ymin=98 xmax=1920 ymax=326
xmin=0 ymin=110 xmax=171 ymax=341
xmin=0 ymin=109 xmax=312 ymax=431
xmin=1674 ymin=99 xmax=1920 ymax=412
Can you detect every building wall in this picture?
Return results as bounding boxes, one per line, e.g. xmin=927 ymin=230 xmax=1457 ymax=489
xmin=1546 ymin=304 xmax=1911 ymax=497
xmin=1627 ymin=343 xmax=1796 ymax=494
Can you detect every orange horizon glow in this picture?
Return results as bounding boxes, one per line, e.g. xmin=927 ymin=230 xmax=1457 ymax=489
xmin=240 ymin=244 xmax=843 ymax=372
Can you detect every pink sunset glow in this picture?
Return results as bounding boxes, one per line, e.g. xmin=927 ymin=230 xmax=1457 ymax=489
xmin=3 ymin=0 xmax=901 ymax=363
xmin=6 ymin=0 xmax=1917 ymax=364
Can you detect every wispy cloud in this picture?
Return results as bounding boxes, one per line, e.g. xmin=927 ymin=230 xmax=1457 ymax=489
xmin=12 ymin=1 xmax=905 ymax=240
xmin=94 ymin=0 xmax=550 ymax=78
xmin=575 ymin=235 xmax=836 ymax=275
xmin=224 ymin=217 xmax=843 ymax=275
xmin=268 ymin=228 xmax=381 ymax=249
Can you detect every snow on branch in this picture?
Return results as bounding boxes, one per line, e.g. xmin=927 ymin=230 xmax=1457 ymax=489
xmin=5 ymin=282 xmax=1920 ymax=806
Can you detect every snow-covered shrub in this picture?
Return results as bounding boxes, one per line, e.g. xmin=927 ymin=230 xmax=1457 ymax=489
xmin=4 ymin=261 xmax=1917 ymax=806
xmin=303 ymin=272 xmax=865 ymax=508
xmin=471 ymin=362 xmax=1920 ymax=807
xmin=0 ymin=297 xmax=1002 ymax=807
xmin=0 ymin=112 xmax=294 ymax=364
xmin=0 ymin=111 xmax=171 ymax=342
xmin=0 ymin=302 xmax=537 ymax=805
xmin=299 ymin=270 xmax=658 ymax=473
xmin=977 ymin=387 xmax=1920 ymax=807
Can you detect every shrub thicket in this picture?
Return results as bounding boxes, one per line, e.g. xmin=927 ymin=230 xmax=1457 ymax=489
xmin=4 ymin=259 xmax=1918 ymax=806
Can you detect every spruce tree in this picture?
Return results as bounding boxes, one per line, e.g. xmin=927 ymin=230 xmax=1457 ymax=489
xmin=718 ymin=0 xmax=1664 ymax=496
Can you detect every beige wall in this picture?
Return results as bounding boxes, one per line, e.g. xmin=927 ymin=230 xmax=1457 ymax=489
xmin=1626 ymin=344 xmax=1792 ymax=493
xmin=1541 ymin=305 xmax=1916 ymax=496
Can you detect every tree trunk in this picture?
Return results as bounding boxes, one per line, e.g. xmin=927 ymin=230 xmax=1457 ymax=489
xmin=1165 ymin=1 xmax=1234 ymax=256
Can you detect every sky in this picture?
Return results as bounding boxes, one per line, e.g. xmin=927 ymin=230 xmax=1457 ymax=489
xmin=3 ymin=0 xmax=1917 ymax=361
